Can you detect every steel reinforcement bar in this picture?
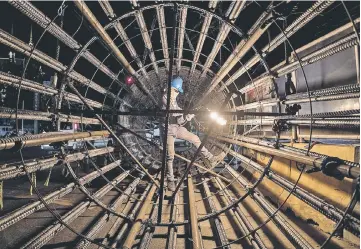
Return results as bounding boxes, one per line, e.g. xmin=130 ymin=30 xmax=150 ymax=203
xmin=0 ymin=130 xmax=109 ymax=150
xmin=213 ymin=141 xmax=359 ymax=235
xmin=0 ymin=159 xmax=123 ymax=232
xmin=20 ymin=171 xmax=130 ymax=249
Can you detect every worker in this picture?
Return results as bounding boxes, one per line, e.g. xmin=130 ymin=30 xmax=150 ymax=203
xmin=162 ymin=77 xmax=226 ymax=191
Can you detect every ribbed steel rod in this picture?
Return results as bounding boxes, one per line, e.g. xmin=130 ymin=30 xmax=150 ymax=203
xmin=213 ymin=177 xmax=267 ymax=249
xmin=0 ymin=160 xmax=125 ymax=233
xmin=215 ymin=136 xmax=359 ymax=179
xmin=167 ymin=192 xmax=180 ymax=249
xmin=73 ymin=0 xmax=157 ymax=104
xmin=0 ymin=147 xmax=114 ymax=181
xmin=75 ymin=178 xmax=140 ymax=249
xmin=0 ymin=28 xmax=120 ymax=101
xmin=0 ymin=130 xmax=109 ymax=151
xmin=66 ymin=82 xmax=159 ymax=187
xmin=201 ymin=177 xmax=230 ymax=249
xmin=20 ymin=171 xmax=130 ymax=249
xmin=220 ymin=144 xmax=360 ymax=235
xmin=122 ymin=179 xmax=159 ymax=249
xmin=227 ymin=167 xmax=314 ymax=249
xmin=8 ymin=0 xmax=127 ymax=88
xmin=0 ymin=107 xmax=100 ymax=124
xmin=109 ymin=182 xmax=152 ymax=248
xmin=217 ymin=1 xmax=334 ymax=94
xmin=187 ymin=174 xmax=202 ymax=249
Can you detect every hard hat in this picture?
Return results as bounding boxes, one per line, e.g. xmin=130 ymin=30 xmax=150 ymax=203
xmin=171 ymin=77 xmax=184 ymax=93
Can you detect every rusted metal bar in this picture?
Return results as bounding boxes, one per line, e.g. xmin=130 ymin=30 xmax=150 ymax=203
xmin=20 ymin=171 xmax=130 ymax=249
xmin=187 ymin=175 xmax=202 ymax=249
xmin=122 ymin=180 xmax=159 ymax=249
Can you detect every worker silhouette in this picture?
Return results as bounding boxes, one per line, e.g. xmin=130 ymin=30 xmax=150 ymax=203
xmin=162 ymin=77 xmax=225 ymax=191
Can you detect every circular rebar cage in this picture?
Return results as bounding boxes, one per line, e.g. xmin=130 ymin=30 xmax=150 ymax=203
xmin=0 ymin=1 xmax=359 ymax=249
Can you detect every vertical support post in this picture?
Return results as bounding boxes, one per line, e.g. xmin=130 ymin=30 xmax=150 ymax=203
xmin=158 ymin=3 xmax=178 ymax=223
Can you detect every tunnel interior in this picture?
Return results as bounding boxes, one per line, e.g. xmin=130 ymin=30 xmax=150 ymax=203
xmin=0 ymin=1 xmax=360 ymax=249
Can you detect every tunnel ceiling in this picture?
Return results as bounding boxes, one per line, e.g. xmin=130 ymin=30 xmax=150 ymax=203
xmin=0 ymin=1 xmax=360 ymax=249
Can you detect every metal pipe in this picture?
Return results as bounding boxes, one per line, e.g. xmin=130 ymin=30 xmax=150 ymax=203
xmin=122 ymin=180 xmax=159 ymax=249
xmin=21 ymin=171 xmax=130 ymax=249
xmin=187 ymin=174 xmax=202 ymax=249
xmin=215 ymin=136 xmax=359 ymax=179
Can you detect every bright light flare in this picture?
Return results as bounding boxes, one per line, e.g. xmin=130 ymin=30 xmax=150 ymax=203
xmin=210 ymin=112 xmax=218 ymax=119
xmin=218 ymin=118 xmax=227 ymax=126
xmin=209 ymin=111 xmax=227 ymax=126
